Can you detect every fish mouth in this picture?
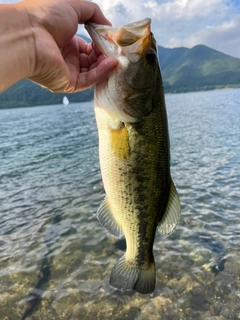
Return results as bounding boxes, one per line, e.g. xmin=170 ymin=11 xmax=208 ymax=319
xmin=84 ymin=18 xmax=152 ymax=61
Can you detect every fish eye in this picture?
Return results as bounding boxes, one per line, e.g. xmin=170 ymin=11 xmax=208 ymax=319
xmin=146 ymin=49 xmax=156 ymax=63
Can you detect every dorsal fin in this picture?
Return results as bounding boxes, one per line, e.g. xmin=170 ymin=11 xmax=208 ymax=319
xmin=158 ymin=179 xmax=181 ymax=237
xmin=97 ymin=197 xmax=124 ymax=238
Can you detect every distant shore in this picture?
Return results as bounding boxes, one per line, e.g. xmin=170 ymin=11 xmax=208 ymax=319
xmin=1 ymin=85 xmax=240 ymax=110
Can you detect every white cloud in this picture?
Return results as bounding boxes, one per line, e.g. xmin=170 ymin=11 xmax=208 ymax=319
xmin=93 ymin=0 xmax=230 ymax=29
xmin=95 ymin=0 xmax=151 ymax=26
xmin=144 ymin=0 xmax=226 ymax=20
xmin=167 ymin=14 xmax=240 ymax=58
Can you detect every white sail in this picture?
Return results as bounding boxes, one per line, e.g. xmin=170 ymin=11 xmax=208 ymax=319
xmin=63 ymin=96 xmax=69 ymax=105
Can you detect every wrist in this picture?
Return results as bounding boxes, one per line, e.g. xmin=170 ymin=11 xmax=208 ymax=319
xmin=0 ymin=2 xmax=35 ymax=92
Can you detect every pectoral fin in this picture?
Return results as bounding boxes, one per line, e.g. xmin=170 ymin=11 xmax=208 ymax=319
xmin=97 ymin=197 xmax=124 ymax=238
xmin=158 ymin=179 xmax=181 ymax=237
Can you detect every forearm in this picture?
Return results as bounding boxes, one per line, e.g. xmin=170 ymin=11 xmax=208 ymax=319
xmin=0 ymin=3 xmax=34 ymax=93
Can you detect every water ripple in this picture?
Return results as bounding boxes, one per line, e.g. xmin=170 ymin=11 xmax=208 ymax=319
xmin=0 ymin=91 xmax=239 ymax=319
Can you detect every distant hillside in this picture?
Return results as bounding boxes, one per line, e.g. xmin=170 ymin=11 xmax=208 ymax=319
xmin=158 ymin=45 xmax=240 ymax=92
xmin=1 ymin=41 xmax=240 ymax=109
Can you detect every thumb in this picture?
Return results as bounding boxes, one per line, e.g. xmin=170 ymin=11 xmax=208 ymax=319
xmin=69 ymin=1 xmax=112 ymax=25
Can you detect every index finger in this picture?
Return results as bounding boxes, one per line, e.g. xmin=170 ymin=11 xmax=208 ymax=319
xmin=75 ymin=56 xmax=118 ymax=91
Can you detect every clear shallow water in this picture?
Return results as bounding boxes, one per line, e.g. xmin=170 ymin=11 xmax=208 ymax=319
xmin=0 ymin=89 xmax=239 ymax=319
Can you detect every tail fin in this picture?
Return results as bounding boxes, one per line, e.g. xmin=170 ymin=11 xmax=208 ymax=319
xmin=109 ymin=255 xmax=155 ymax=294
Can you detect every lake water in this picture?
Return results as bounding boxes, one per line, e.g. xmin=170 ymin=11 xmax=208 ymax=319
xmin=0 ymin=89 xmax=239 ymax=320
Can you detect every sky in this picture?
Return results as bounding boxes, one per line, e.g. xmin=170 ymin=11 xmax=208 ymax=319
xmin=1 ymin=0 xmax=240 ymax=59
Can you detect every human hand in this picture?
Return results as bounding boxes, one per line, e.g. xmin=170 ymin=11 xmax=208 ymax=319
xmin=24 ymin=0 xmax=118 ymax=92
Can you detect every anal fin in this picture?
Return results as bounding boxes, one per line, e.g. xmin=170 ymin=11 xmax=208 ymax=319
xmin=158 ymin=179 xmax=181 ymax=237
xmin=97 ymin=197 xmax=124 ymax=238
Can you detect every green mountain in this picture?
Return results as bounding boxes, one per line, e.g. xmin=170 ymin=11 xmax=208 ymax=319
xmin=1 ymin=43 xmax=240 ymax=109
xmin=158 ymin=45 xmax=240 ymax=92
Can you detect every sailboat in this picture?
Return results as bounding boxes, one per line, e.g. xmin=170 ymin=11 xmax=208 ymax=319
xmin=63 ymin=96 xmax=69 ymax=105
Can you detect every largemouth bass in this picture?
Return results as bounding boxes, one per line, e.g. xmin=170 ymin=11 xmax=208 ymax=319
xmin=85 ymin=18 xmax=181 ymax=294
